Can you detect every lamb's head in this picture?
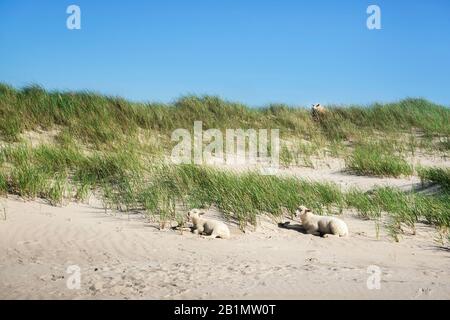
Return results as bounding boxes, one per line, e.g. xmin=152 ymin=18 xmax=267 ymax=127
xmin=295 ymin=205 xmax=312 ymax=222
xmin=312 ymin=103 xmax=325 ymax=112
xmin=187 ymin=209 xmax=205 ymax=222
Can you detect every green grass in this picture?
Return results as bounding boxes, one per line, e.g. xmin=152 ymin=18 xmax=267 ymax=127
xmin=345 ymin=189 xmax=381 ymax=220
xmin=346 ymin=143 xmax=413 ymax=177
xmin=418 ymin=167 xmax=450 ymax=191
xmin=138 ymin=164 xmax=344 ymax=227
xmin=280 ymin=144 xmax=294 ymax=168
xmin=0 ymin=143 xmax=344 ymax=225
xmin=0 ymin=143 xmax=141 ymax=203
xmin=47 ymin=174 xmax=70 ymax=206
xmin=345 ymin=187 xmax=450 ymax=241
xmin=9 ymin=164 xmax=49 ymax=198
xmin=0 ymin=172 xmax=7 ymax=196
xmin=1 ymin=83 xmax=449 ymax=148
xmin=438 ymin=137 xmax=450 ymax=151
xmin=0 ymin=142 xmax=449 ymax=240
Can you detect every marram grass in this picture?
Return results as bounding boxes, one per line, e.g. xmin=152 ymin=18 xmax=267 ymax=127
xmin=0 ymin=83 xmax=449 ymax=241
xmin=345 ymin=143 xmax=413 ymax=177
xmin=0 ymin=143 xmax=449 ymax=241
xmin=1 ymin=83 xmax=449 ymax=148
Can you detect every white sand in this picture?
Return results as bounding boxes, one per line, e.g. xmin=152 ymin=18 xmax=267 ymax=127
xmin=1 ymin=196 xmax=449 ymax=300
xmin=211 ymin=153 xmax=450 ymax=191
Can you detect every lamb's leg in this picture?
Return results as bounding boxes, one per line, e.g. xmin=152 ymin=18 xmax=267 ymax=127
xmin=323 ymin=233 xmax=339 ymax=238
xmin=201 ymin=229 xmax=222 ymax=239
xmin=306 ymin=229 xmax=321 ymax=236
xmin=175 ymin=227 xmax=192 ymax=232
xmin=201 ymin=234 xmax=218 ymax=239
xmin=193 ymin=225 xmax=204 ymax=235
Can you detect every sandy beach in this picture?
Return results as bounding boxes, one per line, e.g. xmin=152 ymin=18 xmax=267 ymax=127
xmin=1 ymin=194 xmax=449 ymax=300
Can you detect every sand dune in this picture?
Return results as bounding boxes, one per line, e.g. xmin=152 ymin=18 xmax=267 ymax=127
xmin=1 ymin=196 xmax=449 ymax=300
xmin=211 ymin=154 xmax=450 ymax=191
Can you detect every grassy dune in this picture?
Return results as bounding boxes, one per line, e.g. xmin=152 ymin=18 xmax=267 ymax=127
xmin=0 ymin=83 xmax=449 ymax=241
xmin=1 ymin=83 xmax=449 ymax=145
xmin=1 ymin=143 xmax=448 ymax=241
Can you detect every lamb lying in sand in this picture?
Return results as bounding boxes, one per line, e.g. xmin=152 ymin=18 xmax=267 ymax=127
xmin=296 ymin=206 xmax=348 ymax=237
xmin=187 ymin=209 xmax=231 ymax=239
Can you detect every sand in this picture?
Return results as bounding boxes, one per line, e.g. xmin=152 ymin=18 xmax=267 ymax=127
xmin=212 ymin=153 xmax=450 ymax=191
xmin=1 ymin=195 xmax=449 ymax=300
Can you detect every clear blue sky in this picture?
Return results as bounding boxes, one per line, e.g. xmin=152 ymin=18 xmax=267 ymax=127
xmin=1 ymin=0 xmax=449 ymax=106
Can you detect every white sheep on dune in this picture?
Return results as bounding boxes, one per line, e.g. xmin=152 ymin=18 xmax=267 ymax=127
xmin=296 ymin=206 xmax=349 ymax=237
xmin=187 ymin=209 xmax=231 ymax=239
xmin=311 ymin=103 xmax=327 ymax=121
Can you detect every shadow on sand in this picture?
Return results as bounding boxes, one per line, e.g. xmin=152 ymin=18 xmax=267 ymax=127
xmin=277 ymin=221 xmax=307 ymax=234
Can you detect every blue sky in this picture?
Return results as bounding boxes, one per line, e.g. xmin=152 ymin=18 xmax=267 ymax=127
xmin=1 ymin=0 xmax=449 ymax=106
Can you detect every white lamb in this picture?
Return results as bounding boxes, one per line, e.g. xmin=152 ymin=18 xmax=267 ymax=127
xmin=311 ymin=103 xmax=327 ymax=121
xmin=296 ymin=206 xmax=349 ymax=237
xmin=187 ymin=209 xmax=231 ymax=239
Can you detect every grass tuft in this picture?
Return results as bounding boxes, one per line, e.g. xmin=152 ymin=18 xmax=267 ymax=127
xmin=418 ymin=167 xmax=450 ymax=191
xmin=346 ymin=143 xmax=413 ymax=177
